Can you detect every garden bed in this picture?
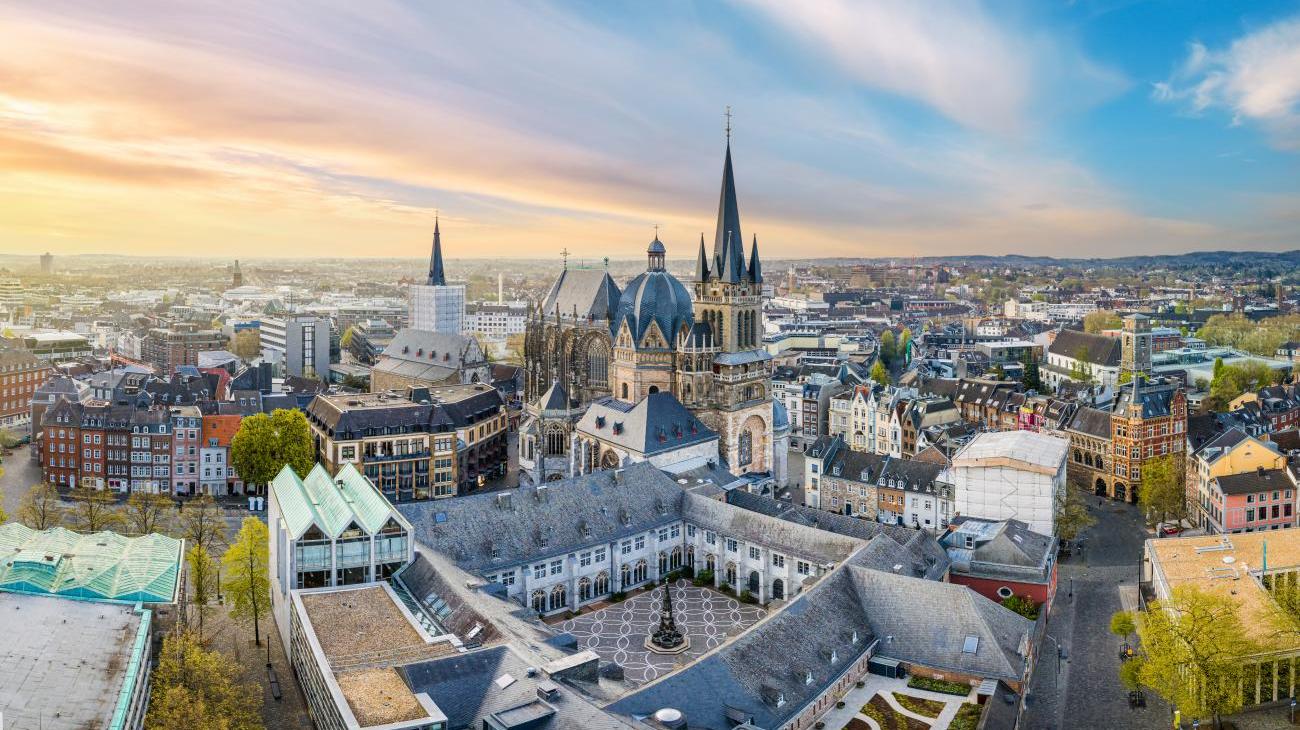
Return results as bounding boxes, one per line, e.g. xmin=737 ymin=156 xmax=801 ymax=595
xmin=862 ymin=695 xmax=930 ymax=730
xmin=947 ymin=702 xmax=983 ymax=730
xmin=891 ymin=692 xmax=944 ymax=718
xmin=906 ymin=676 xmax=971 ymax=696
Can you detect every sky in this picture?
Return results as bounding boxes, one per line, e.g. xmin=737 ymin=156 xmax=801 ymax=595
xmin=1 ymin=0 xmax=1299 ymax=261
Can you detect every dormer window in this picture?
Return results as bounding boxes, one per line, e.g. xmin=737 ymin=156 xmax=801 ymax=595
xmin=804 ymin=670 xmax=813 ymax=685
xmin=851 ymin=630 xmax=859 ymax=644
xmin=830 ymin=650 xmax=838 ymax=664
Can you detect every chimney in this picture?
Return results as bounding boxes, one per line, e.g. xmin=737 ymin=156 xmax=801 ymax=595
xmin=613 ymin=468 xmax=624 ymax=484
xmin=498 ymin=272 xmax=504 ymax=304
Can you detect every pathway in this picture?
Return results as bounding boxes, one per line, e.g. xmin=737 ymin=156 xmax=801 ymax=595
xmin=813 ymin=674 xmax=975 ymax=730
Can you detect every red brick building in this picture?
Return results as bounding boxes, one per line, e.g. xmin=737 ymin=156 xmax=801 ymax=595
xmin=0 ymin=347 xmax=52 ymax=433
xmin=941 ymin=516 xmax=1059 ymax=610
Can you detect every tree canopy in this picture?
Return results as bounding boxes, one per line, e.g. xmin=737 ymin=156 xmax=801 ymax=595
xmin=69 ymin=486 xmax=123 ymax=533
xmin=223 ymin=517 xmax=271 ymax=646
xmin=1137 ymin=453 xmax=1189 ymax=529
xmin=1199 ymin=312 xmax=1300 ymax=356
xmin=230 ymin=408 xmax=314 ymax=487
xmin=146 ymin=630 xmax=263 ymax=730
xmin=1136 ymin=586 xmax=1261 ymax=726
xmin=1054 ymin=485 xmax=1096 ymax=542
xmin=1205 ymin=360 xmax=1279 ymax=410
xmin=1083 ymin=310 xmax=1123 ymax=334
xmin=870 ymin=360 xmax=889 ymax=387
xmin=17 ymin=482 xmax=64 ymax=530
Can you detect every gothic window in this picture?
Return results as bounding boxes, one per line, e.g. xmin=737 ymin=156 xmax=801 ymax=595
xmin=594 ymin=571 xmax=610 ymax=595
xmin=587 ymin=339 xmax=610 ymax=388
xmin=620 ymin=563 xmax=631 ymax=587
xmin=578 ymin=577 xmax=592 ymax=602
xmin=739 ymin=429 xmax=753 ymax=467
xmin=601 ymin=450 xmax=621 ymax=469
xmin=531 ymin=590 xmax=546 ymax=613
xmin=634 ymin=559 xmax=648 ymax=584
xmin=545 ymin=427 xmax=567 ymax=456
xmin=549 ymin=584 xmax=567 ymax=612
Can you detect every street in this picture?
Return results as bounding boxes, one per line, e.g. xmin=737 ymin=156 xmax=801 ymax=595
xmin=1023 ymin=498 xmax=1168 ymax=730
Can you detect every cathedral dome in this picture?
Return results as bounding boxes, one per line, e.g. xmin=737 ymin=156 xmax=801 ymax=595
xmin=612 ymin=239 xmax=693 ymax=348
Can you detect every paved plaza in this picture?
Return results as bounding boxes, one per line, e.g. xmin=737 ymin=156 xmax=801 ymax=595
xmin=560 ymin=579 xmax=765 ymax=683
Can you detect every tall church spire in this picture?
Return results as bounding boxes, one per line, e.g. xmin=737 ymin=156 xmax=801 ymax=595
xmin=748 ymin=234 xmax=762 ymax=283
xmin=712 ymin=135 xmax=746 ymax=283
xmin=427 ymin=215 xmax=446 ymax=286
xmin=695 ymin=233 xmax=710 ymax=282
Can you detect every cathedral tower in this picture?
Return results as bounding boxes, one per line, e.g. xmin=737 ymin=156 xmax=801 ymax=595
xmin=689 ymin=134 xmax=773 ymax=475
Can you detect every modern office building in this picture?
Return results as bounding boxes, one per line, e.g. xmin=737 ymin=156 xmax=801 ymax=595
xmin=261 ymin=315 xmax=332 ymax=379
xmin=407 ymin=218 xmax=465 ymax=335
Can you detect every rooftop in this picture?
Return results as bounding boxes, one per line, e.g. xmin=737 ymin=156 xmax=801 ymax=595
xmin=0 ymin=592 xmax=150 ymax=730
xmin=951 ymin=430 xmax=1069 ymax=476
xmin=0 ymin=524 xmax=182 ymax=604
xmin=270 ymin=462 xmax=409 ymax=540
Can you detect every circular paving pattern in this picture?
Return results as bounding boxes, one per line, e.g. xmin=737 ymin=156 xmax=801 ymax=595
xmin=559 ymin=579 xmax=766 ymax=683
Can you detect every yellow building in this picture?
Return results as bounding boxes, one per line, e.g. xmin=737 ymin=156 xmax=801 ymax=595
xmin=1190 ymin=429 xmax=1286 ymax=530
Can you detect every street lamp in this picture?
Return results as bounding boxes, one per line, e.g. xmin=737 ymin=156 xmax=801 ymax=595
xmin=1290 ymin=697 xmax=1296 ymax=724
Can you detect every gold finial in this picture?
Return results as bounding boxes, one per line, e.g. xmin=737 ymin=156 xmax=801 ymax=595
xmin=560 ymin=247 xmax=570 ymax=269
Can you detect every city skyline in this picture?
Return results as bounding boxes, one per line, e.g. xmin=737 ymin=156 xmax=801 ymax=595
xmin=1 ymin=1 xmax=1299 ymax=260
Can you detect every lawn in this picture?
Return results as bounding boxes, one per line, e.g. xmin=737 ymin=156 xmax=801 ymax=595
xmin=891 ymin=692 xmax=945 ymax=718
xmin=947 ymin=703 xmax=984 ymax=730
xmin=861 ymin=694 xmax=931 ymax=730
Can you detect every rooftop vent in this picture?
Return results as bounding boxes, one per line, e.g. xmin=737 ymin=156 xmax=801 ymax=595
xmin=653 ymin=708 xmax=686 ymax=729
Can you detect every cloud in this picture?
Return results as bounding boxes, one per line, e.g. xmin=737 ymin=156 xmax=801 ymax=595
xmin=1154 ymin=16 xmax=1300 ymax=149
xmin=735 ymin=0 xmax=1125 ymax=134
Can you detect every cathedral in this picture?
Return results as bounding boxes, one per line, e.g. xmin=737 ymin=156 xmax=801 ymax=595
xmin=521 ymin=138 xmax=776 ymax=483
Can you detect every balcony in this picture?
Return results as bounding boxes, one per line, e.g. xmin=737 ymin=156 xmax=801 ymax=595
xmin=362 ymin=449 xmax=431 ymax=464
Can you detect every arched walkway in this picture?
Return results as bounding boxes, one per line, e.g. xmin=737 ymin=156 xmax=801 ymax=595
xmin=772 ymin=578 xmax=785 ymax=600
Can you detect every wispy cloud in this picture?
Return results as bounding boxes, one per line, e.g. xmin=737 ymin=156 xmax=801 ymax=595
xmin=1154 ymin=15 xmax=1300 ymax=149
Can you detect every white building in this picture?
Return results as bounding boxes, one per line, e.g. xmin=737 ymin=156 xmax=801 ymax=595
xmin=948 ymin=430 xmax=1068 ymax=536
xmin=260 ymin=315 xmax=331 ymax=379
xmin=407 ymin=219 xmax=465 ymax=335
xmin=464 ymin=300 xmax=529 ymax=338
xmin=269 ymin=462 xmax=414 ymax=650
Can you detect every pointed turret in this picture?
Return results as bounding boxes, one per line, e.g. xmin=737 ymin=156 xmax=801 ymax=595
xmin=748 ymin=234 xmax=762 ymax=283
xmin=427 ymin=215 xmax=446 ymax=286
xmin=712 ymin=143 xmax=746 ymax=283
xmin=695 ymin=233 xmax=710 ymax=282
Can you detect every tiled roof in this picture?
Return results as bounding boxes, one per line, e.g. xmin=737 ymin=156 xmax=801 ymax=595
xmin=541 ymin=268 xmax=621 ymax=323
xmin=1214 ymin=467 xmax=1297 ymax=496
xmin=576 ymin=392 xmax=717 ymax=456
xmin=1047 ymin=329 xmax=1121 ymax=366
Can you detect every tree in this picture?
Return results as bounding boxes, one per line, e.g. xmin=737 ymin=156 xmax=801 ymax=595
xmin=1119 ymin=656 xmax=1145 ymax=692
xmin=1001 ymin=594 xmax=1039 ymax=620
xmin=1138 ymin=453 xmax=1189 ymax=529
xmin=1137 ymin=586 xmax=1261 ymax=727
xmin=124 ymin=492 xmax=171 ymax=536
xmin=229 ymin=329 xmax=261 ymax=360
xmin=879 ymin=330 xmax=896 ymax=366
xmin=1206 ymin=360 xmax=1276 ymax=411
xmin=183 ymin=494 xmax=226 ymax=552
xmin=230 ymin=408 xmax=314 ymax=489
xmin=899 ymin=327 xmax=913 ymax=365
xmin=1110 ymin=610 xmax=1136 ymax=646
xmin=870 ymin=360 xmax=889 ymax=386
xmin=223 ymin=517 xmax=270 ymax=646
xmin=1054 ymin=485 xmax=1097 ymax=542
xmin=990 ymin=363 xmax=1006 ymax=380
xmin=1083 ymin=310 xmax=1123 ymax=333
xmin=145 ymin=630 xmax=263 ymax=730
xmin=69 ymin=486 xmax=123 ymax=533
xmin=17 ymin=482 xmax=64 ymax=530
xmin=0 ymin=428 xmax=20 ymax=449
xmin=187 ymin=544 xmax=218 ymax=640
xmin=339 ymin=325 xmax=356 ymax=349
xmin=1021 ymin=353 xmax=1043 ymax=392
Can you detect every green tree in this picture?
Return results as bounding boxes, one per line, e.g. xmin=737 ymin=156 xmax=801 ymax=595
xmin=1021 ymin=352 xmax=1043 ymax=392
xmin=1137 ymin=586 xmax=1260 ymax=728
xmin=17 ymin=482 xmax=64 ymax=530
xmin=1001 ymin=594 xmax=1039 ymax=620
xmin=0 ymin=428 xmax=20 ymax=449
xmin=182 ymin=494 xmax=226 ymax=553
xmin=146 ymin=630 xmax=263 ymax=730
xmin=223 ymin=517 xmax=270 ymax=646
xmin=187 ymin=544 xmax=218 ymax=640
xmin=339 ymin=325 xmax=356 ymax=348
xmin=230 ymin=329 xmax=261 ymax=360
xmin=899 ymin=327 xmax=913 ymax=365
xmin=1083 ymin=310 xmax=1123 ymax=333
xmin=1054 ymin=485 xmax=1097 ymax=542
xmin=1119 ymin=657 xmax=1145 ymax=692
xmin=1138 ymin=454 xmax=1189 ymax=529
xmin=870 ymin=360 xmax=889 ymax=387
xmin=1069 ymin=346 xmax=1095 ymax=384
xmin=124 ymin=491 xmax=171 ymax=536
xmin=1110 ymin=610 xmax=1136 ymax=645
xmin=230 ymin=408 xmax=314 ymax=489
xmin=69 ymin=486 xmax=123 ymax=533
xmin=879 ymin=330 xmax=896 ymax=366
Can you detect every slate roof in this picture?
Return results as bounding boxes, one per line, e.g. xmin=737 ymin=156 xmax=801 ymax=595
xmin=541 ymin=269 xmax=621 ymax=323
xmin=398 ymin=462 xmax=686 ymax=573
xmin=1066 ymin=405 xmax=1112 ymax=439
xmin=1048 ymin=329 xmax=1121 ymax=366
xmin=375 ymin=328 xmax=483 ymax=383
xmin=1192 ymin=427 xmax=1256 ymax=462
xmin=684 ymin=492 xmax=864 ymax=565
xmin=943 ymin=517 xmax=1056 ymax=584
xmin=576 ymin=393 xmax=717 ymax=456
xmin=611 ymin=265 xmax=693 ymax=345
xmin=401 ymin=645 xmax=634 ymax=730
xmin=1215 ymin=467 xmax=1297 ymax=496
xmin=1114 ymin=377 xmax=1180 ymax=418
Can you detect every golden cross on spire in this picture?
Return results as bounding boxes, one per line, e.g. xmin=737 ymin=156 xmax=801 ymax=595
xmin=560 ymin=247 xmax=570 ymax=269
xmin=724 ymin=105 xmax=732 ymax=142
xmin=653 ymin=223 xmax=660 ymax=239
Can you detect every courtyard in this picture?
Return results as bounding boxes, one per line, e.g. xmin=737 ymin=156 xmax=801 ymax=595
xmin=559 ymin=578 xmax=765 ymax=683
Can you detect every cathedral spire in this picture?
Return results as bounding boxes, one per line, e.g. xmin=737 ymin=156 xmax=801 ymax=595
xmin=712 ymin=135 xmax=746 ymax=283
xmin=695 ymin=233 xmax=710 ymax=282
xmin=748 ymin=234 xmax=762 ymax=283
xmin=427 ymin=215 xmax=446 ymax=286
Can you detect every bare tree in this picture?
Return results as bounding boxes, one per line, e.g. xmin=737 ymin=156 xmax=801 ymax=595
xmin=17 ymin=483 xmax=65 ymax=530
xmin=183 ymin=494 xmax=226 ymax=551
xmin=124 ymin=492 xmax=172 ymax=536
xmin=69 ymin=486 xmax=123 ymax=533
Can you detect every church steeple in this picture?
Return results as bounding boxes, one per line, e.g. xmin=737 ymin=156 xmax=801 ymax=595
xmin=427 ymin=215 xmax=446 ymax=286
xmin=695 ymin=233 xmax=710 ymax=282
xmin=712 ymin=142 xmax=746 ymax=283
xmin=748 ymin=234 xmax=762 ymax=283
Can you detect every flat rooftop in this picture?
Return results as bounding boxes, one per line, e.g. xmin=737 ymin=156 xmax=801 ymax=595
xmin=0 ymin=592 xmax=148 ymax=730
xmin=1147 ymin=531 xmax=1300 ymax=652
xmin=298 ymin=585 xmax=456 ymax=728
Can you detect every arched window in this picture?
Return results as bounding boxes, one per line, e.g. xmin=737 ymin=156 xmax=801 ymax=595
xmin=545 ymin=427 xmax=567 ymax=457
xmin=550 ymin=584 xmax=567 ymax=612
xmin=705 ymin=553 xmax=715 ymax=572
xmin=634 ymin=559 xmax=647 ymax=584
xmin=739 ymin=429 xmax=753 ymax=467
xmin=659 ymin=551 xmax=669 ymax=574
xmin=686 ymin=545 xmax=695 ymax=567
xmin=670 ymin=546 xmax=682 ymax=570
xmin=594 ymin=571 xmax=610 ymax=596
xmin=620 ymin=563 xmax=631 ymax=588
xmin=531 ymin=590 xmax=546 ymax=613
xmin=621 ymin=383 xmax=629 ymax=399
xmin=578 ymin=577 xmax=592 ymax=603
xmin=648 ymin=385 xmax=659 ymax=395
xmin=587 ymin=342 xmax=609 ymax=388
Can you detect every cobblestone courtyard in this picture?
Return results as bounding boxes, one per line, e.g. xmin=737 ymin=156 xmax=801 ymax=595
xmin=560 ymin=579 xmax=765 ymax=683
